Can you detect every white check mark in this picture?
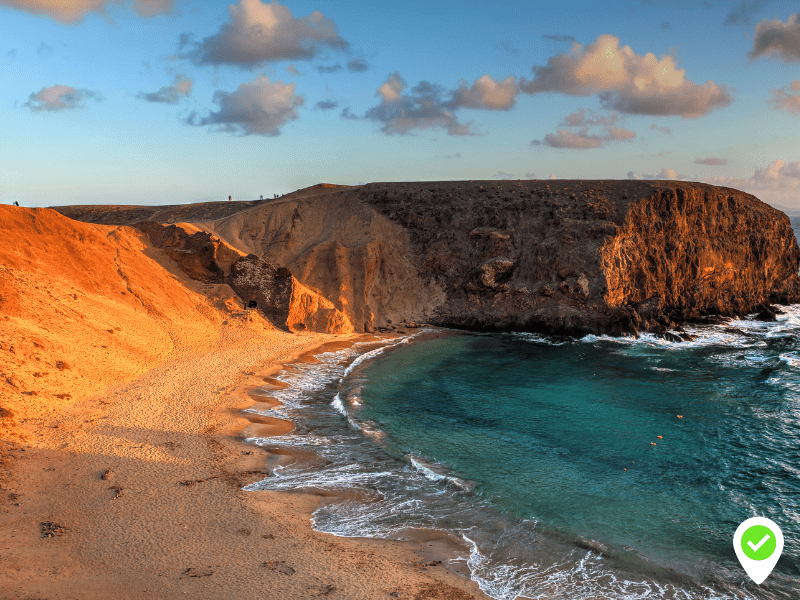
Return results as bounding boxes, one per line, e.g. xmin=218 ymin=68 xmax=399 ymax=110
xmin=748 ymin=533 xmax=771 ymax=552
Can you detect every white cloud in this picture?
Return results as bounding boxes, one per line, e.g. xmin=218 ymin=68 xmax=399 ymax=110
xmin=446 ymin=75 xmax=519 ymax=110
xmin=749 ymin=13 xmax=800 ymax=62
xmin=627 ymin=167 xmax=689 ymax=180
xmin=187 ymin=0 xmax=348 ymax=68
xmin=549 ymin=174 xmax=557 ymax=179
xmin=185 ymin=76 xmax=303 ymax=136
xmin=520 ymin=34 xmax=732 ymax=118
xmin=137 ymin=75 xmax=192 ymax=104
xmin=494 ymin=171 xmax=515 ymax=180
xmin=768 ymin=80 xmax=800 ymax=113
xmin=697 ymin=159 xmax=800 ymax=209
xmin=0 ymin=0 xmax=173 ymax=23
xmin=24 ymin=84 xmax=100 ymax=111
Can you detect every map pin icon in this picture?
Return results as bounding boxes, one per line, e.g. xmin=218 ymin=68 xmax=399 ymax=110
xmin=733 ymin=517 xmax=783 ymax=585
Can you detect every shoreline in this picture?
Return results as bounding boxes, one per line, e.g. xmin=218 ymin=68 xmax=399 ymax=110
xmin=0 ymin=326 xmax=491 ymax=600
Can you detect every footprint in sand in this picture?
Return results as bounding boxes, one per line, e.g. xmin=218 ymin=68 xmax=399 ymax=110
xmin=264 ymin=560 xmax=295 ymax=575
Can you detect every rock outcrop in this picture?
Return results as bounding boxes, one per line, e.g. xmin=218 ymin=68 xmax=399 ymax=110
xmin=228 ymin=255 xmax=353 ymax=334
xmin=132 ymin=221 xmax=353 ymax=334
xmin=56 ymin=180 xmax=800 ymax=337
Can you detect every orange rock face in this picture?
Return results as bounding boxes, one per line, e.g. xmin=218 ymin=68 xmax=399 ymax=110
xmin=0 ymin=206 xmax=250 ymax=425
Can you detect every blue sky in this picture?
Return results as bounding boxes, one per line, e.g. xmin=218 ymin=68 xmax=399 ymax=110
xmin=2 ymin=0 xmax=800 ymax=209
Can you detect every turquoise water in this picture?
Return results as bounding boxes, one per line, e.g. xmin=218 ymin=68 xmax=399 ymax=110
xmin=247 ymin=314 xmax=800 ymax=600
xmin=246 ymin=219 xmax=800 ymax=599
xmin=352 ymin=326 xmax=800 ymax=599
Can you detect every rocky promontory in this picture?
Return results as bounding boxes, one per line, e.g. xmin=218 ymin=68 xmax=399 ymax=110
xmin=55 ymin=180 xmax=800 ymax=337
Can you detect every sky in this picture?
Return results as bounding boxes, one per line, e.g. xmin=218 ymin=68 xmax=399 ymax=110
xmin=2 ymin=0 xmax=800 ymax=210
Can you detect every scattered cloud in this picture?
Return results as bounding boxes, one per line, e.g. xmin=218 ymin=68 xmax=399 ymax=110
xmin=524 ymin=172 xmax=536 ymax=179
xmin=698 ymin=159 xmax=800 ymax=208
xmin=549 ymin=174 xmax=557 ymax=179
xmin=24 ymin=84 xmax=101 ymax=111
xmin=627 ymin=167 xmax=689 ymax=180
xmin=286 ymin=64 xmax=303 ymax=75
xmin=137 ymin=75 xmax=192 ymax=104
xmin=317 ymin=63 xmax=342 ymax=73
xmin=444 ymin=153 xmax=462 ymax=159
xmin=725 ymin=0 xmax=769 ymax=25
xmin=446 ymin=75 xmax=519 ymax=110
xmin=7 ymin=49 xmax=17 ymax=60
xmin=186 ymin=0 xmax=348 ymax=68
xmin=749 ymin=13 xmax=800 ymax=62
xmin=185 ymin=75 xmax=303 ymax=136
xmin=315 ymin=99 xmax=338 ymax=110
xmin=660 ymin=21 xmax=671 ymax=30
xmin=520 ymin=34 xmax=732 ymax=118
xmin=495 ymin=171 xmax=515 ymax=180
xmin=560 ymin=108 xmax=618 ymax=127
xmin=0 ymin=0 xmax=173 ymax=23
xmin=768 ymin=79 xmax=800 ymax=113
xmin=533 ymin=126 xmax=636 ymax=149
xmin=542 ymin=34 xmax=577 ymax=43
xmin=535 ymin=108 xmax=634 ymax=149
xmin=358 ymin=72 xmax=476 ymax=136
xmin=753 ymin=159 xmax=800 ymax=181
xmin=37 ymin=41 xmax=53 ymax=58
xmin=649 ymin=123 xmax=671 ymax=134
xmin=694 ymin=157 xmax=728 ymax=165
xmin=346 ymin=58 xmax=368 ymax=72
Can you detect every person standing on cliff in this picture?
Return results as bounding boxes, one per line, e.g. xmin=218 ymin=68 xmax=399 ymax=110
xmin=228 ymin=195 xmax=232 ymax=202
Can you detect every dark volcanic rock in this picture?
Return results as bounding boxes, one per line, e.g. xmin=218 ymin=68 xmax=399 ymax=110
xmin=227 ymin=254 xmax=294 ymax=327
xmin=59 ymin=180 xmax=800 ymax=337
xmin=350 ymin=180 xmax=800 ymax=335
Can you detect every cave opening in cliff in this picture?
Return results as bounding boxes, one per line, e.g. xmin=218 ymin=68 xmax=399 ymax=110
xmin=248 ymin=300 xmax=257 ymax=308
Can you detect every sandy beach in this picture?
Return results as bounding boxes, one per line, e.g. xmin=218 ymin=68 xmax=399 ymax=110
xmin=0 ymin=206 xmax=489 ymax=600
xmin=0 ymin=325 xmax=490 ymax=600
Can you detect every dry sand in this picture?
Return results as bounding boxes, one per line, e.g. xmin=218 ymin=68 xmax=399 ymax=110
xmin=0 ymin=205 xmax=490 ymax=600
xmin=1 ymin=328 xmax=490 ymax=599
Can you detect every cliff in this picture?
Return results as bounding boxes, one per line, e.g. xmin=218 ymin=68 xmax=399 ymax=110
xmin=53 ymin=180 xmax=800 ymax=337
xmin=131 ymin=221 xmax=353 ymax=334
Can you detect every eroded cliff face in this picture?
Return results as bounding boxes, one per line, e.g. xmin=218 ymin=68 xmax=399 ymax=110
xmin=600 ymin=184 xmax=800 ymax=332
xmin=56 ymin=180 xmax=800 ymax=337
xmin=132 ymin=221 xmax=353 ymax=334
xmin=227 ymin=254 xmax=353 ymax=334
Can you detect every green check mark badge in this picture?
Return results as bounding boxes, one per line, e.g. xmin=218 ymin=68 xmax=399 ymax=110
xmin=741 ymin=524 xmax=776 ymax=561
xmin=734 ymin=517 xmax=783 ymax=584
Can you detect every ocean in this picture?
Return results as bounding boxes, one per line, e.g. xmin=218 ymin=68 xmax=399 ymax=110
xmin=245 ymin=220 xmax=800 ymax=600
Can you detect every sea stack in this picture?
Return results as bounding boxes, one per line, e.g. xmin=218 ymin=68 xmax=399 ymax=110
xmin=56 ymin=180 xmax=800 ymax=337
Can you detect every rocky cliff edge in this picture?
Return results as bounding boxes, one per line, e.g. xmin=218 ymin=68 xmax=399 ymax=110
xmin=54 ymin=180 xmax=800 ymax=337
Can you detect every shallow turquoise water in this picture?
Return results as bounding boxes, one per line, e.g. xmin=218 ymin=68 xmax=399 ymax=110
xmin=248 ymin=314 xmax=800 ymax=600
xmin=353 ymin=326 xmax=800 ymax=598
